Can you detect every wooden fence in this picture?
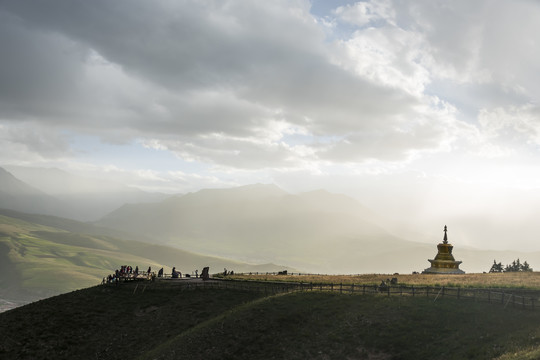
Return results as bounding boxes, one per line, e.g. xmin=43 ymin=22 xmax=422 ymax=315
xmin=128 ymin=278 xmax=540 ymax=311
xmin=302 ymin=282 xmax=539 ymax=310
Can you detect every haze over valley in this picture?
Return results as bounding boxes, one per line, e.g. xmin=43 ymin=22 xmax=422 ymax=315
xmin=3 ymin=165 xmax=540 ymax=311
xmin=2 ymin=0 xmax=540 ymax=311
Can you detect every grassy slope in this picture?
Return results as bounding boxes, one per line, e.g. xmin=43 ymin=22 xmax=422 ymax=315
xmin=2 ymin=282 xmax=540 ymax=360
xmin=0 ymin=212 xmax=287 ymax=304
xmin=0 ymin=284 xmax=264 ymax=360
xmin=141 ymin=291 xmax=540 ymax=360
xmin=0 ymin=215 xmax=154 ymax=299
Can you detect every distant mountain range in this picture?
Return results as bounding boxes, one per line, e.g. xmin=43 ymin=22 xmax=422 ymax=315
xmin=2 ymin=165 xmax=540 ymax=281
xmin=95 ymin=184 xmax=420 ymax=273
xmin=94 ymin=183 xmax=540 ymax=275
xmin=0 ymin=167 xmax=65 ymax=216
xmin=3 ymin=165 xmax=169 ymax=221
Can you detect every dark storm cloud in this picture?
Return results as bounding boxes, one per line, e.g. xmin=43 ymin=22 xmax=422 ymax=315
xmin=0 ymin=10 xmax=88 ymax=120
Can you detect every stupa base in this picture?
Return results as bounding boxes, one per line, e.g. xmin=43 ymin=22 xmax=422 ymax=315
xmin=422 ymin=267 xmax=465 ymax=274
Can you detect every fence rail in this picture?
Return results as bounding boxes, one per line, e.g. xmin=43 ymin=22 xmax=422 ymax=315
xmin=115 ymin=278 xmax=540 ymax=311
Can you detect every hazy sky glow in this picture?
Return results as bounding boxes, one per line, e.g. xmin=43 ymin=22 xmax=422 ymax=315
xmin=2 ymin=1 xmax=540 ymax=250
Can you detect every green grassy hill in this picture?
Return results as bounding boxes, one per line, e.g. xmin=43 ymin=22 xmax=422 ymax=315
xmin=0 ymin=209 xmax=289 ymax=307
xmin=2 ymin=281 xmax=540 ymax=359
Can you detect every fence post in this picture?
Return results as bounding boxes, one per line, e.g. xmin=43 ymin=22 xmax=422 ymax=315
xmin=340 ymin=283 xmax=343 ymax=294
xmin=351 ymin=284 xmax=354 ymax=294
xmin=331 ymin=283 xmax=334 ymax=292
xmin=310 ymin=282 xmax=313 ymax=291
xmin=362 ymin=285 xmax=366 ymax=295
xmin=412 ymin=286 xmax=415 ymax=297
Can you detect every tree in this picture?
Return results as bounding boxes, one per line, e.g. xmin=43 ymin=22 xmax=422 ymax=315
xmin=489 ymin=258 xmax=533 ymax=273
xmin=521 ymin=261 xmax=533 ymax=272
xmin=489 ymin=259 xmax=533 ymax=273
xmin=489 ymin=260 xmax=503 ymax=273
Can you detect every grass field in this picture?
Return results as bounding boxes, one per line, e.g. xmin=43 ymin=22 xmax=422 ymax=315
xmin=2 ymin=279 xmax=540 ymax=359
xmin=140 ymin=290 xmax=540 ymax=360
xmin=217 ymin=271 xmax=540 ymax=289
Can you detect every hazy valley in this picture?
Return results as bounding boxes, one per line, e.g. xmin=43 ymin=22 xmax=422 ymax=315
xmin=2 ymin=165 xmax=540 ymax=311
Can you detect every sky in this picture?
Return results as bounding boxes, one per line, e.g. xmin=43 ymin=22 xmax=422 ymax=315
xmin=1 ymin=0 xmax=540 ymax=251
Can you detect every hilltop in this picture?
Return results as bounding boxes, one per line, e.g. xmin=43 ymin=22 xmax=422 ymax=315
xmin=2 ymin=278 xmax=540 ymax=359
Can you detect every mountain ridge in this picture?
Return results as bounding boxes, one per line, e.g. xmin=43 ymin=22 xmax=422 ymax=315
xmin=2 ymin=165 xmax=170 ymax=221
xmin=95 ymin=185 xmax=434 ymax=273
xmin=0 ymin=167 xmax=67 ymax=216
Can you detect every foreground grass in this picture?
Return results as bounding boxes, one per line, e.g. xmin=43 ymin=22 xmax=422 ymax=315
xmin=496 ymin=347 xmax=540 ymax=360
xmin=219 ymin=272 xmax=540 ymax=289
xmin=141 ymin=291 xmax=540 ymax=360
xmin=0 ymin=283 xmax=264 ymax=360
xmin=3 ymin=280 xmax=540 ymax=359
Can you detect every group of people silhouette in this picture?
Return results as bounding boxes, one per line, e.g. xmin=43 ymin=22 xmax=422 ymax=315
xmin=103 ymin=265 xmax=153 ymax=284
xmin=103 ymin=265 xmax=209 ymax=284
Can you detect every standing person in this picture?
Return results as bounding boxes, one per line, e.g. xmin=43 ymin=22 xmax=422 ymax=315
xmin=172 ymin=267 xmax=177 ymax=278
xmin=147 ymin=266 xmax=151 ymax=274
xmin=158 ymin=268 xmax=163 ymax=277
xmin=135 ymin=266 xmax=138 ymax=275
